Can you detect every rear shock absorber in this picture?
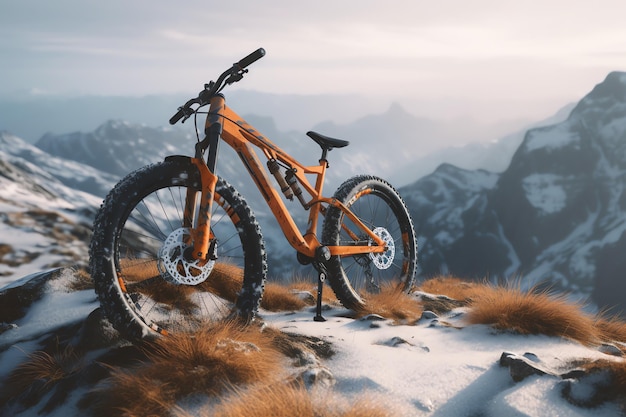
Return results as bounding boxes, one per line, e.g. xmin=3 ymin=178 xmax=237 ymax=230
xmin=285 ymin=169 xmax=308 ymax=208
xmin=267 ymin=159 xmax=294 ymax=200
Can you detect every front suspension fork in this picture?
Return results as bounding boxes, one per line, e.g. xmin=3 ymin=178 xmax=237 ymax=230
xmin=185 ymin=158 xmax=218 ymax=261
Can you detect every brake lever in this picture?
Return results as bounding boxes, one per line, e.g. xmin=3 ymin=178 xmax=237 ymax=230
xmin=178 ymin=103 xmax=197 ymax=124
xmin=224 ymin=68 xmax=247 ymax=85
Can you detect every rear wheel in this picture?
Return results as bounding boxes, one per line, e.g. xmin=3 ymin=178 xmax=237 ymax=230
xmin=89 ymin=157 xmax=266 ymax=341
xmin=321 ymin=175 xmax=417 ymax=310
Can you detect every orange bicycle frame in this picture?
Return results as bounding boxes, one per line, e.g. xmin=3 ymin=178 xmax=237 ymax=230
xmin=189 ymin=95 xmax=386 ymax=261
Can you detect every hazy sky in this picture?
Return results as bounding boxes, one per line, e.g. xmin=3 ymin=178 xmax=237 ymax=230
xmin=2 ymin=0 xmax=626 ymax=123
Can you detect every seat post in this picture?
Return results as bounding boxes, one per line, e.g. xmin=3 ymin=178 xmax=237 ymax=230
xmin=319 ymin=148 xmax=329 ymax=167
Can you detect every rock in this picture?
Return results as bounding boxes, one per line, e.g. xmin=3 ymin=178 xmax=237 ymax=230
xmin=598 ymin=343 xmax=623 ymax=357
xmin=359 ymin=313 xmax=387 ymax=321
xmin=499 ymin=352 xmax=556 ymax=382
xmin=376 ymin=336 xmax=430 ymax=352
xmin=419 ymin=311 xmax=439 ymax=321
xmin=297 ymin=365 xmax=336 ymax=389
xmin=0 ymin=269 xmax=61 ymax=323
xmin=74 ymin=308 xmax=121 ymax=350
xmin=560 ymin=368 xmax=614 ymax=408
xmin=0 ymin=323 xmax=18 ymax=335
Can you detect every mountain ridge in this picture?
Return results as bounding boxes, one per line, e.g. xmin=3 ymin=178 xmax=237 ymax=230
xmin=2 ymin=72 xmax=625 ymax=314
xmin=401 ymin=71 xmax=626 ymax=314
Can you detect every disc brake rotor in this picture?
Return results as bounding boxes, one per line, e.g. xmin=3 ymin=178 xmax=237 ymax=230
xmin=369 ymin=226 xmax=395 ymax=270
xmin=157 ymin=227 xmax=215 ymax=285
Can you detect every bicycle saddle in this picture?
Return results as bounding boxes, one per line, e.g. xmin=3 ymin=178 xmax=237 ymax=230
xmin=306 ymin=131 xmax=350 ymax=151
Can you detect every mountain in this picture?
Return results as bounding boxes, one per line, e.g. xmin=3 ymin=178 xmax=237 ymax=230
xmin=5 ymin=72 xmax=626 ymax=312
xmin=388 ymin=103 xmax=575 ymax=186
xmin=1 ymin=131 xmax=118 ymax=197
xmin=36 ymin=121 xmax=193 ymax=179
xmin=401 ymin=71 xmax=626 ymax=315
xmin=0 ymin=132 xmax=102 ymax=286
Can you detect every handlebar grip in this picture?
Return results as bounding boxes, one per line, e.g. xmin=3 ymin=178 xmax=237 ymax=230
xmin=169 ymin=109 xmax=185 ymax=125
xmin=237 ymin=48 xmax=266 ymax=69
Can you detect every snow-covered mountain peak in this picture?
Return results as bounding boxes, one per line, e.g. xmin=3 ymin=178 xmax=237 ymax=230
xmin=36 ymin=120 xmax=192 ymax=177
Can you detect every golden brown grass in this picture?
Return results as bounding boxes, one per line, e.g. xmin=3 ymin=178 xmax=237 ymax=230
xmin=465 ymin=286 xmax=601 ymax=345
xmin=0 ymin=243 xmax=12 ymax=262
xmin=199 ymin=383 xmax=394 ymax=417
xmin=89 ymin=320 xmax=284 ymax=417
xmin=575 ymin=358 xmax=626 ymax=408
xmin=261 ymin=282 xmax=308 ymax=311
xmin=353 ymin=283 xmax=423 ymax=323
xmin=418 ymin=275 xmax=495 ymax=301
xmin=2 ymin=346 xmax=81 ymax=404
xmin=288 ymin=278 xmax=339 ymax=304
xmin=68 ymin=267 xmax=93 ymax=291
xmin=595 ymin=315 xmax=626 ymax=346
xmin=118 ymin=257 xmax=161 ymax=281
xmin=199 ymin=264 xmax=312 ymax=311
xmin=197 ymin=262 xmax=245 ymax=302
xmin=121 ymin=262 xmax=244 ymax=314
xmin=137 ymin=280 xmax=200 ymax=313
xmin=416 ymin=276 xmax=626 ymax=348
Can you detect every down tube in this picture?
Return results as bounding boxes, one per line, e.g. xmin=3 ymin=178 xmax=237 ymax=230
xmin=233 ymin=140 xmax=314 ymax=255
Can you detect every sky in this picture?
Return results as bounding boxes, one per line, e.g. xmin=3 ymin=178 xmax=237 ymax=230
xmin=2 ymin=0 xmax=626 ymax=124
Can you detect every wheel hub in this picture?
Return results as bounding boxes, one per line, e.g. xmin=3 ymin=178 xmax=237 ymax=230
xmin=158 ymin=227 xmax=215 ymax=285
xmin=369 ymin=227 xmax=395 ymax=269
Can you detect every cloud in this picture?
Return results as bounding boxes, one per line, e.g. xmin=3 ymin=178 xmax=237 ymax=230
xmin=2 ymin=0 xmax=626 ymax=123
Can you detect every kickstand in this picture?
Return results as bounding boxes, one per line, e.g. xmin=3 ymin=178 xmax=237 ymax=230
xmin=313 ymin=263 xmax=327 ymax=322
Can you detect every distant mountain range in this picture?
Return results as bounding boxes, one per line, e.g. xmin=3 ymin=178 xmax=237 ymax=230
xmin=2 ymin=72 xmax=626 ymax=315
xmin=401 ymin=71 xmax=626 ymax=315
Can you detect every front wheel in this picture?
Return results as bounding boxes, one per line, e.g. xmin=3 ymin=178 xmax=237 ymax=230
xmin=89 ymin=157 xmax=266 ymax=341
xmin=321 ymin=175 xmax=417 ymax=310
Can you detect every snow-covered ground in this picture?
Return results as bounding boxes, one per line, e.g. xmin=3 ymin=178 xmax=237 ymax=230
xmin=0 ymin=269 xmax=622 ymax=416
xmin=264 ymin=307 xmax=619 ymax=416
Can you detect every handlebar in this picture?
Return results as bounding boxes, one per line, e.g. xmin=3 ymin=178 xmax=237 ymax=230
xmin=237 ymin=48 xmax=266 ymax=70
xmin=169 ymin=48 xmax=266 ymax=125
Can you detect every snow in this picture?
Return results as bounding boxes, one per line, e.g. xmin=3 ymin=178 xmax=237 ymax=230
xmin=265 ymin=307 xmax=620 ymax=417
xmin=521 ymin=174 xmax=567 ymax=215
xmin=524 ymin=123 xmax=579 ymax=153
xmin=2 ymin=271 xmax=621 ymax=416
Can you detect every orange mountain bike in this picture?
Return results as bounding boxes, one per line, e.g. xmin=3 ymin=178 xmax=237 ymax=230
xmin=89 ymin=48 xmax=417 ymax=341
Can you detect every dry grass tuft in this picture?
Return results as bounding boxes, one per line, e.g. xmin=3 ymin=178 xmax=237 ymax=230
xmin=601 ymin=359 xmax=626 ymax=392
xmin=145 ymin=320 xmax=283 ymax=394
xmin=608 ymin=359 xmax=626 ymax=391
xmin=260 ymin=282 xmax=308 ymax=311
xmin=201 ymin=382 xmax=394 ymax=417
xmin=288 ymin=278 xmax=339 ymax=304
xmin=68 ymin=267 xmax=94 ymax=291
xmin=90 ymin=370 xmax=176 ymax=417
xmin=89 ymin=320 xmax=284 ymax=416
xmin=197 ymin=262 xmax=245 ymax=302
xmin=209 ymin=383 xmax=315 ymax=417
xmin=354 ymin=283 xmax=423 ymax=323
xmin=595 ymin=315 xmax=626 ymax=346
xmin=2 ymin=346 xmax=81 ymax=404
xmin=418 ymin=275 xmax=494 ymax=301
xmin=576 ymin=358 xmax=626 ymax=407
xmin=136 ymin=280 xmax=199 ymax=314
xmin=465 ymin=286 xmax=601 ymax=345
xmin=419 ymin=276 xmax=626 ymax=348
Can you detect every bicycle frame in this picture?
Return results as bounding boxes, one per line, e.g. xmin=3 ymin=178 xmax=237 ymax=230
xmin=186 ymin=94 xmax=387 ymax=262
